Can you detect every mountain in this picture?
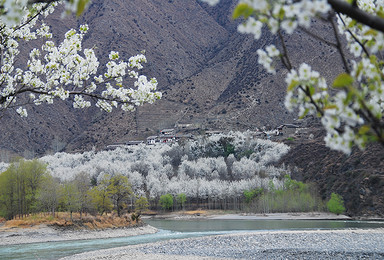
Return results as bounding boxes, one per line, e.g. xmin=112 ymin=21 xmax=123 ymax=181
xmin=0 ymin=0 xmax=343 ymax=155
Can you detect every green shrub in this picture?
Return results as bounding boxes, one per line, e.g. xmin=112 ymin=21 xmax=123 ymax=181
xmin=176 ymin=193 xmax=187 ymax=209
xmin=327 ymin=193 xmax=345 ymax=215
xmin=159 ymin=194 xmax=173 ymax=210
xmin=243 ymin=188 xmax=263 ymax=204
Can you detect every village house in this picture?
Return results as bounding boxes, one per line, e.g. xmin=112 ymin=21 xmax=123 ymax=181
xmin=277 ymin=124 xmax=301 ymax=137
xmin=158 ymin=135 xmax=176 ymax=143
xmin=146 ymin=136 xmax=159 ymax=145
xmin=160 ymin=128 xmax=175 ymax=135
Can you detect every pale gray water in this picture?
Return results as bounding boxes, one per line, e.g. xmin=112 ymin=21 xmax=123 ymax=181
xmin=1 ymin=219 xmax=383 ymax=260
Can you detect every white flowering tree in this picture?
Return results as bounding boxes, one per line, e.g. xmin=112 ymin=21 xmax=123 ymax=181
xmin=0 ymin=1 xmax=161 ymax=118
xmin=37 ymin=132 xmax=290 ymax=209
xmin=202 ymin=0 xmax=384 ymax=154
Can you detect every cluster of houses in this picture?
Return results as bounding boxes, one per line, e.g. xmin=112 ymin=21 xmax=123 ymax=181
xmin=146 ymin=128 xmax=178 ymax=145
xmin=105 ymin=123 xmax=305 ymax=150
xmin=105 ymin=128 xmax=192 ymax=150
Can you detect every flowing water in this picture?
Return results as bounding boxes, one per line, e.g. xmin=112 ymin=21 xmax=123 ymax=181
xmin=145 ymin=218 xmax=384 ymax=232
xmin=1 ymin=219 xmax=383 ymax=260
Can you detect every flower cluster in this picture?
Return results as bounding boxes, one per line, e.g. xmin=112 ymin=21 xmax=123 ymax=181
xmin=256 ymin=45 xmax=280 ymax=74
xmin=0 ymin=2 xmax=161 ymax=116
xmin=0 ymin=0 xmax=90 ymax=26
xmin=233 ymin=0 xmax=330 ymax=40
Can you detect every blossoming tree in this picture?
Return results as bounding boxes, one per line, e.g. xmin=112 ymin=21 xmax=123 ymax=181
xmin=202 ymin=0 xmax=384 ymax=154
xmin=0 ymin=1 xmax=161 ymax=118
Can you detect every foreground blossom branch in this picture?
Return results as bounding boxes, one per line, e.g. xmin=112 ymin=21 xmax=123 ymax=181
xmin=0 ymin=2 xmax=161 ymax=118
xmin=201 ymin=0 xmax=384 ymax=154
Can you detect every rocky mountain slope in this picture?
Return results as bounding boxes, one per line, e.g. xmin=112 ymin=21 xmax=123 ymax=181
xmin=279 ymin=124 xmax=384 ymax=218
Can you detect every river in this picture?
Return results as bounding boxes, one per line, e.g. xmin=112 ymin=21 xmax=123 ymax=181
xmin=1 ymin=219 xmax=384 ymax=259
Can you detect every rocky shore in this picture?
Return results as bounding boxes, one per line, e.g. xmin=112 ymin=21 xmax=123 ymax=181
xmin=62 ymin=229 xmax=384 ymax=260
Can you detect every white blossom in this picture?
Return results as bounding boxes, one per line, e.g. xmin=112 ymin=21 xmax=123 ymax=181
xmin=238 ymin=17 xmax=263 ymax=40
xmin=16 ymin=106 xmax=27 ymax=117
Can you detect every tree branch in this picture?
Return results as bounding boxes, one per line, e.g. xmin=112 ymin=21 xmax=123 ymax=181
xmin=336 ymin=13 xmax=370 ymax=57
xmin=27 ymin=0 xmax=61 ymax=4
xmin=329 ymin=12 xmax=350 ymax=74
xmin=299 ymin=26 xmax=337 ymax=48
xmin=277 ymin=29 xmax=292 ymax=71
xmin=328 ymin=0 xmax=384 ymax=33
xmin=4 ymin=87 xmax=136 ymax=105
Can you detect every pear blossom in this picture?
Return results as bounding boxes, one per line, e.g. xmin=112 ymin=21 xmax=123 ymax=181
xmin=238 ymin=17 xmax=263 ymax=40
xmin=281 ymin=19 xmax=298 ymax=34
xmin=266 ymin=45 xmax=280 ymax=57
xmin=0 ymin=3 xmax=161 ymax=118
xmin=16 ymin=106 xmax=27 ymax=117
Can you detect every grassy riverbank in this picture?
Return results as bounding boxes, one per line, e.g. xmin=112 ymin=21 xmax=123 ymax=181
xmin=0 ymin=211 xmax=157 ymax=246
xmin=1 ymin=212 xmax=142 ymax=230
xmin=0 ymin=209 xmax=353 ymax=231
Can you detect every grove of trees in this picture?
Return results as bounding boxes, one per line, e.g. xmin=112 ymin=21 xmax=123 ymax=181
xmin=38 ymin=132 xmax=291 ymax=208
xmin=0 ymin=159 xmax=136 ymax=220
xmin=0 ymin=132 xmax=326 ymax=218
xmin=0 ymin=159 xmax=48 ymax=219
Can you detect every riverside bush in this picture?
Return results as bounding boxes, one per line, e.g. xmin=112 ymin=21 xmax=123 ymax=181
xmin=159 ymin=194 xmax=173 ymax=210
xmin=176 ymin=193 xmax=187 ymax=210
xmin=327 ymin=193 xmax=345 ymax=215
xmin=246 ymin=176 xmax=323 ymax=213
xmin=243 ymin=188 xmax=263 ymax=204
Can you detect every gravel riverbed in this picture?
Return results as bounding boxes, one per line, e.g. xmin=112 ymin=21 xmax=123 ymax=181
xmin=62 ymin=229 xmax=384 ymax=260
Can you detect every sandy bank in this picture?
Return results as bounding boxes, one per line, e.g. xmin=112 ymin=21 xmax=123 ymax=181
xmin=143 ymin=211 xmax=352 ymax=220
xmin=208 ymin=212 xmax=351 ymax=220
xmin=0 ymin=224 xmax=158 ymax=246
